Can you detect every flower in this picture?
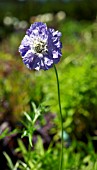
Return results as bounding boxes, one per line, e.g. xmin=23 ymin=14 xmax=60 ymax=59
xmin=19 ymin=22 xmax=62 ymax=70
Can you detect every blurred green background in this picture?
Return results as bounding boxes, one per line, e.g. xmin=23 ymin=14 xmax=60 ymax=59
xmin=0 ymin=0 xmax=97 ymax=170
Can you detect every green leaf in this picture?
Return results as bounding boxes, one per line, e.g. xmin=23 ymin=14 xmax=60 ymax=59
xmin=0 ymin=128 xmax=9 ymax=140
xmin=24 ymin=112 xmax=32 ymax=122
xmin=35 ymin=136 xmax=44 ymax=156
xmin=18 ymin=139 xmax=27 ymax=155
xmin=3 ymin=152 xmax=14 ymax=170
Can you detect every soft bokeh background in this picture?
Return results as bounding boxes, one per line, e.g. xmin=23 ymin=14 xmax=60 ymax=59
xmin=0 ymin=0 xmax=97 ymax=169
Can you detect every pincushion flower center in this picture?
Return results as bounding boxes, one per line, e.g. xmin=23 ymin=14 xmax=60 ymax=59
xmin=35 ymin=42 xmax=45 ymax=53
xmin=33 ymin=38 xmax=48 ymax=54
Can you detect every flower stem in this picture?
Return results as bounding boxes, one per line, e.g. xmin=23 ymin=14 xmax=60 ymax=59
xmin=53 ymin=64 xmax=63 ymax=170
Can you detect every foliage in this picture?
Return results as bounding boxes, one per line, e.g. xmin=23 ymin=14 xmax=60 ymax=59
xmin=3 ymin=108 xmax=97 ymax=170
xmin=4 ymin=136 xmax=97 ymax=170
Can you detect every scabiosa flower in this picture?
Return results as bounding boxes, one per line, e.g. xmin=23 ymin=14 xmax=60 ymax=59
xmin=19 ymin=22 xmax=62 ymax=70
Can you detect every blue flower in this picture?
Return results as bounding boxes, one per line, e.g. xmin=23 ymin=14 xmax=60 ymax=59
xmin=19 ymin=22 xmax=62 ymax=70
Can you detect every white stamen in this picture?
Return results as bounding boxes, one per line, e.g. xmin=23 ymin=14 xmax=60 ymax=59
xmin=30 ymin=37 xmax=48 ymax=56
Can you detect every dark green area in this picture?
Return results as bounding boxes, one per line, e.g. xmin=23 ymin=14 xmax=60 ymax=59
xmin=0 ymin=0 xmax=97 ymax=22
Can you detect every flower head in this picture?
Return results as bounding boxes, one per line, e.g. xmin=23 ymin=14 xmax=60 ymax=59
xmin=19 ymin=22 xmax=62 ymax=70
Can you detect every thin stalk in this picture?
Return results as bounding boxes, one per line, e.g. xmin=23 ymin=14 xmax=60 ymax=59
xmin=53 ymin=64 xmax=63 ymax=170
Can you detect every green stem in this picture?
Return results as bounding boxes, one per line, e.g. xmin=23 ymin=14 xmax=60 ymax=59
xmin=53 ymin=64 xmax=63 ymax=170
